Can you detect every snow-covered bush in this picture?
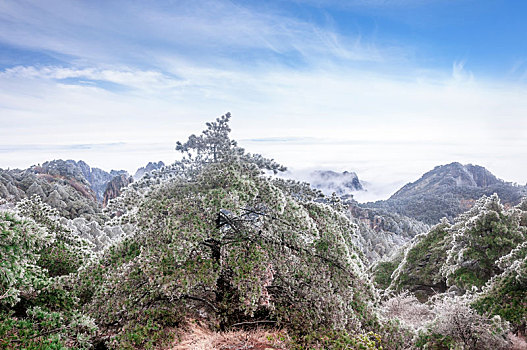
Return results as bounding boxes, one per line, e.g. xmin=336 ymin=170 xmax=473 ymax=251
xmin=421 ymin=295 xmax=510 ymax=350
xmin=0 ymin=210 xmax=51 ymax=307
xmin=442 ymin=194 xmax=526 ymax=291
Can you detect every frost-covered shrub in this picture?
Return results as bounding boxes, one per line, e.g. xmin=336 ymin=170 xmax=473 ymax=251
xmin=0 ymin=210 xmax=51 ymax=307
xmin=419 ymin=295 xmax=510 ymax=350
xmin=380 ymin=291 xmax=434 ymax=329
xmin=473 ymin=239 xmax=527 ymax=335
xmin=442 ymin=194 xmax=526 ymax=291
xmin=0 ymin=306 xmax=97 ymax=349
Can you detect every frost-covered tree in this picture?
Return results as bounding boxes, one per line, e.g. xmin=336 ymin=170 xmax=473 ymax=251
xmin=0 ymin=198 xmax=98 ymax=348
xmin=473 ymin=239 xmax=527 ymax=335
xmin=175 ymin=112 xmax=286 ymax=174
xmin=384 ymin=219 xmax=451 ymax=299
xmin=0 ymin=210 xmax=50 ymax=307
xmin=84 ymin=116 xmax=379 ymax=348
xmin=380 ymin=194 xmax=527 ymax=299
xmin=442 ymin=194 xmax=526 ymax=291
xmin=105 ymin=113 xmax=286 ymax=220
xmin=87 ymin=161 xmax=376 ymax=344
xmin=16 ymin=195 xmax=94 ymax=276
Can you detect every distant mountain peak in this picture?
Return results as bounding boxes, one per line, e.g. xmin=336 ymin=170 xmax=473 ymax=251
xmin=308 ymin=169 xmax=364 ymax=197
xmin=365 ymin=162 xmax=525 ymax=224
xmin=391 ymin=162 xmax=501 ymax=200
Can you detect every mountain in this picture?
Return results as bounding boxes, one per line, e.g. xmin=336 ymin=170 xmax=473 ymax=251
xmin=0 ymin=159 xmax=132 ymax=220
xmin=364 ymin=162 xmax=527 ymax=224
xmin=103 ymin=174 xmax=133 ymax=207
xmin=390 ymin=162 xmax=501 ymax=199
xmin=133 ymin=161 xmax=165 ymax=180
xmin=307 ymin=170 xmax=363 ymax=198
xmin=64 ymin=160 xmax=128 ymax=202
xmin=0 ymin=162 xmax=101 ymax=220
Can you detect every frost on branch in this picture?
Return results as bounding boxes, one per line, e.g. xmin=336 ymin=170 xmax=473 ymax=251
xmin=442 ymin=194 xmax=526 ymax=291
xmin=85 ymin=158 xmax=377 ymax=345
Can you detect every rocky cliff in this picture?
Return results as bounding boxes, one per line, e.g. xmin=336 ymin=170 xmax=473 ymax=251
xmin=0 ymin=159 xmax=132 ymax=220
xmin=308 ymin=170 xmax=363 ymax=197
xmin=103 ymin=174 xmax=133 ymax=207
xmin=64 ymin=160 xmax=128 ymax=202
xmin=133 ymin=161 xmax=165 ymax=180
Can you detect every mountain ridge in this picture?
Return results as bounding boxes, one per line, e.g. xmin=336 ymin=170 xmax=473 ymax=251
xmin=364 ymin=162 xmax=526 ymax=224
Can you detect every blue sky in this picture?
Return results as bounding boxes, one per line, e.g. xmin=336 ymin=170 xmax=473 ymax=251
xmin=1 ymin=0 xmax=526 ymax=200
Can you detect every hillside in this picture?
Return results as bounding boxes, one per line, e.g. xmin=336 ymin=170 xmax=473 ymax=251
xmin=364 ymin=162 xmax=527 ymax=224
xmin=373 ymin=194 xmax=527 ymax=339
xmin=346 ymin=199 xmax=429 ymax=262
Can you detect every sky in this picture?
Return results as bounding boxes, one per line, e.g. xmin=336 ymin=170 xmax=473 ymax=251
xmin=1 ymin=0 xmax=527 ymax=201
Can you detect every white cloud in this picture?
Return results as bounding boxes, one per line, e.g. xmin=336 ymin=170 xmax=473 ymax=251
xmin=2 ymin=59 xmax=527 ymax=197
xmin=0 ymin=0 xmax=394 ymax=70
xmin=0 ymin=0 xmax=526 ymax=199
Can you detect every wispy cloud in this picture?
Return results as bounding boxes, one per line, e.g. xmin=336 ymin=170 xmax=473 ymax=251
xmin=0 ymin=0 xmax=394 ymax=71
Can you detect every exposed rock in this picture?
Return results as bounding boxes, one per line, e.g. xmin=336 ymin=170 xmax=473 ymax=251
xmin=133 ymin=161 xmax=165 ymax=180
xmin=26 ymin=182 xmax=46 ymax=199
xmin=103 ymin=174 xmax=133 ymax=207
xmin=0 ymin=163 xmax=102 ymax=220
xmin=307 ymin=170 xmax=363 ymax=197
xmin=63 ymin=160 xmax=129 ymax=202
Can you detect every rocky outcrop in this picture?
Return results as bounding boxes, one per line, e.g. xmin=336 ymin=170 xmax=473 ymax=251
xmin=133 ymin=161 xmax=165 ymax=180
xmin=0 ymin=166 xmax=101 ymax=220
xmin=62 ymin=160 xmax=128 ymax=202
xmin=103 ymin=174 xmax=133 ymax=207
xmin=308 ymin=170 xmax=363 ymax=197
xmin=0 ymin=159 xmax=130 ymax=220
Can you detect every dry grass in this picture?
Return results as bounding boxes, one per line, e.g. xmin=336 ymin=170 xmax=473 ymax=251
xmin=168 ymin=320 xmax=290 ymax=350
xmin=510 ymin=333 xmax=527 ymax=350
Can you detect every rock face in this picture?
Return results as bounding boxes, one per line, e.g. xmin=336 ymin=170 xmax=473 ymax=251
xmin=64 ymin=160 xmax=128 ymax=202
xmin=103 ymin=174 xmax=133 ymax=207
xmin=133 ymin=161 xmax=165 ymax=180
xmin=0 ymin=166 xmax=100 ymax=220
xmin=0 ymin=159 xmax=131 ymax=220
xmin=308 ymin=170 xmax=363 ymax=197
xmin=365 ymin=162 xmax=526 ymax=224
